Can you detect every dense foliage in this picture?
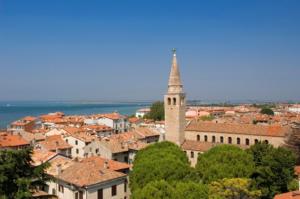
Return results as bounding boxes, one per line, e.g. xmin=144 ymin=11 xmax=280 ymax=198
xmin=129 ymin=141 xmax=193 ymax=191
xmin=130 ymin=141 xmax=297 ymax=199
xmin=209 ymin=178 xmax=261 ymax=199
xmin=199 ymin=115 xmax=215 ymax=121
xmin=260 ymin=108 xmax=274 ymax=115
xmin=131 ymin=180 xmax=208 ymax=199
xmin=144 ymin=101 xmax=164 ymax=121
xmin=248 ymin=142 xmax=296 ymax=199
xmin=0 ymin=147 xmax=50 ymax=199
xmin=196 ymin=145 xmax=255 ymax=183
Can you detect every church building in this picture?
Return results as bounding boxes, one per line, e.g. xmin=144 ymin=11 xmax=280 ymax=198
xmin=164 ymin=49 xmax=290 ymax=166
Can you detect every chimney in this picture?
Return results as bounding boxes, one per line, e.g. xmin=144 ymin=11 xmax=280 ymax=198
xmin=56 ymin=164 xmax=62 ymax=175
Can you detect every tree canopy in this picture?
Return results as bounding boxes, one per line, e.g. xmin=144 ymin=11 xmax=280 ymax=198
xmin=144 ymin=101 xmax=164 ymax=121
xmin=129 ymin=141 xmax=193 ymax=191
xmin=247 ymin=142 xmax=296 ymax=199
xmin=209 ymin=178 xmax=261 ymax=199
xmin=196 ymin=145 xmax=255 ymax=183
xmin=0 ymin=147 xmax=50 ymax=199
xmin=131 ymin=180 xmax=208 ymax=199
xmin=260 ymin=108 xmax=274 ymax=115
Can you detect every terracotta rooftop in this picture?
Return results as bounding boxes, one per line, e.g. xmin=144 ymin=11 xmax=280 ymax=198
xmin=181 ymin=140 xmax=249 ymax=152
xmin=186 ymin=121 xmax=290 ymax=137
xmin=46 ymin=156 xmax=74 ymax=176
xmin=101 ymin=112 xmax=126 ymax=120
xmin=100 ymin=132 xmax=148 ymax=153
xmin=82 ymin=125 xmax=112 ymax=131
xmin=132 ymin=127 xmax=160 ymax=139
xmin=39 ymin=135 xmax=72 ymax=151
xmin=68 ymin=132 xmax=95 ymax=143
xmin=55 ymin=157 xmax=126 ymax=187
xmin=274 ymin=191 xmax=300 ymax=199
xmin=31 ymin=149 xmax=57 ymax=166
xmin=0 ymin=132 xmax=30 ymax=148
xmin=80 ymin=156 xmax=130 ymax=171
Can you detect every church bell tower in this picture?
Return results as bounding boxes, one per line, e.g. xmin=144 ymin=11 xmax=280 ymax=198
xmin=164 ymin=49 xmax=186 ymax=145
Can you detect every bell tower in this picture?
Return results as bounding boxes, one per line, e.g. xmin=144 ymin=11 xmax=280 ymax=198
xmin=164 ymin=49 xmax=186 ymax=145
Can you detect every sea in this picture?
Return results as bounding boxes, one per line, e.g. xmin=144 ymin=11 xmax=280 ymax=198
xmin=0 ymin=101 xmax=150 ymax=129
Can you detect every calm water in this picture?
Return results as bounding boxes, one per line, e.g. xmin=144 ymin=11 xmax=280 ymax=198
xmin=0 ymin=101 xmax=150 ymax=129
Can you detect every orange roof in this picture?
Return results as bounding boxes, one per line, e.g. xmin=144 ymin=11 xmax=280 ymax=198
xmin=0 ymin=133 xmax=29 ymax=148
xmin=39 ymin=135 xmax=72 ymax=151
xmin=55 ymin=157 xmax=126 ymax=187
xmin=80 ymin=156 xmax=130 ymax=171
xmin=22 ymin=116 xmax=37 ymax=121
xmin=186 ymin=121 xmax=290 ymax=137
xmin=274 ymin=191 xmax=300 ymax=199
xmin=83 ymin=125 xmax=112 ymax=131
xmin=101 ymin=112 xmax=125 ymax=120
xmin=128 ymin=117 xmax=141 ymax=123
xmin=132 ymin=127 xmax=159 ymax=139
xmin=69 ymin=132 xmax=94 ymax=143
xmin=63 ymin=126 xmax=83 ymax=135
xmin=31 ymin=149 xmax=57 ymax=166
xmin=181 ymin=140 xmax=249 ymax=152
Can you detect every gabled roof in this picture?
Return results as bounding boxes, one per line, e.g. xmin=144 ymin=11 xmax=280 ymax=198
xmin=186 ymin=121 xmax=290 ymax=137
xmin=0 ymin=132 xmax=29 ymax=148
xmin=39 ymin=135 xmax=72 ymax=151
xmin=54 ymin=157 xmax=126 ymax=187
xmin=31 ymin=149 xmax=58 ymax=166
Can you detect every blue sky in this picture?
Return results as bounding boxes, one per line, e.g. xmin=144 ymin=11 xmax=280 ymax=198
xmin=0 ymin=0 xmax=299 ymax=102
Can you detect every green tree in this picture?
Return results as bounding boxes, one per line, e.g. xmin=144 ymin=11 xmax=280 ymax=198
xmin=248 ymin=142 xmax=296 ymax=199
xmin=260 ymin=108 xmax=274 ymax=116
xmin=129 ymin=141 xmax=193 ymax=191
xmin=131 ymin=180 xmax=209 ymax=199
xmin=199 ymin=115 xmax=215 ymax=121
xmin=196 ymin=145 xmax=255 ymax=183
xmin=0 ymin=147 xmax=50 ymax=199
xmin=209 ymin=178 xmax=261 ymax=199
xmin=175 ymin=181 xmax=208 ymax=199
xmin=131 ymin=180 xmax=176 ymax=199
xmin=145 ymin=101 xmax=164 ymax=121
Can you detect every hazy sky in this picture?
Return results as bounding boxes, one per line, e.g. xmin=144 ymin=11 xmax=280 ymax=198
xmin=0 ymin=0 xmax=299 ymax=102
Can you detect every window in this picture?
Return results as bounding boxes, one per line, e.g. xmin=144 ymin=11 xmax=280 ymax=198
xmin=52 ymin=188 xmax=56 ymax=195
xmin=97 ymin=189 xmax=103 ymax=199
xmin=124 ymin=156 xmax=128 ymax=163
xmin=76 ymin=149 xmax=79 ymax=154
xmin=65 ymin=139 xmax=68 ymax=143
xmin=204 ymin=135 xmax=208 ymax=142
xmin=79 ymin=191 xmax=83 ymax=199
xmin=246 ymin=138 xmax=250 ymax=145
xmin=212 ymin=136 xmax=216 ymax=143
xmin=168 ymin=98 xmax=171 ymax=105
xmin=58 ymin=185 xmax=64 ymax=193
xmin=220 ymin=136 xmax=224 ymax=143
xmin=124 ymin=179 xmax=128 ymax=192
xmin=112 ymin=185 xmax=117 ymax=196
xmin=264 ymin=140 xmax=269 ymax=144
xmin=95 ymin=148 xmax=99 ymax=154
xmin=228 ymin=137 xmax=232 ymax=144
xmin=191 ymin=151 xmax=194 ymax=158
xmin=255 ymin=139 xmax=259 ymax=144
xmin=75 ymin=140 xmax=78 ymax=145
xmin=237 ymin=138 xmax=240 ymax=145
xmin=197 ymin=135 xmax=200 ymax=141
xmin=173 ymin=97 xmax=177 ymax=105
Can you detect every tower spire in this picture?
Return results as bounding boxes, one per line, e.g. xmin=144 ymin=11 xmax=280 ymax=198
xmin=168 ymin=48 xmax=183 ymax=93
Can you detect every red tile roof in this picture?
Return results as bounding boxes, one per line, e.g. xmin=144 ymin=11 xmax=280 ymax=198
xmin=0 ymin=132 xmax=29 ymax=148
xmin=39 ymin=135 xmax=72 ymax=151
xmin=274 ymin=191 xmax=300 ymax=199
xmin=186 ymin=121 xmax=290 ymax=137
